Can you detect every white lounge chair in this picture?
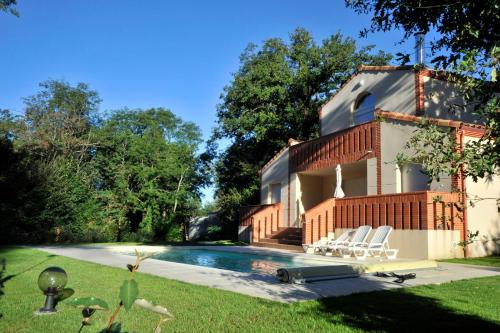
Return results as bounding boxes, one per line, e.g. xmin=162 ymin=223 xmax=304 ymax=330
xmin=303 ymin=232 xmax=335 ymax=253
xmin=334 ymin=225 xmax=373 ymax=257
xmin=348 ymin=226 xmax=399 ymax=260
xmin=318 ymin=229 xmax=353 ymax=255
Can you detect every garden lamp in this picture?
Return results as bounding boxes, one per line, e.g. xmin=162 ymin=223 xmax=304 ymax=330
xmin=37 ymin=266 xmax=68 ymax=313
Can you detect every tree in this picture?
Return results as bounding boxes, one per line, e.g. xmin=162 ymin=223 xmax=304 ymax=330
xmin=213 ymin=28 xmax=391 ymax=238
xmin=95 ymin=108 xmax=206 ymax=241
xmin=0 ymin=0 xmax=18 ymax=17
xmin=345 ymin=0 xmax=499 ymax=181
xmin=5 ymin=81 xmax=102 ymax=242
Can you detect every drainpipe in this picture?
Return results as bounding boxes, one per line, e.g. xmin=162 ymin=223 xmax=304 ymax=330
xmin=458 ymin=126 xmax=469 ymax=257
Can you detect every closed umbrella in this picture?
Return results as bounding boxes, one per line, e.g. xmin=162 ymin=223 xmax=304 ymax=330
xmin=334 ymin=164 xmax=345 ymax=198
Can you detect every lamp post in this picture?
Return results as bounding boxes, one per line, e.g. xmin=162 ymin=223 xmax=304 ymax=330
xmin=37 ymin=267 xmax=68 ymax=313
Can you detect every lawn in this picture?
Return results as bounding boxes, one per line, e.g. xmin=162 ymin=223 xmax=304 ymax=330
xmin=439 ymin=256 xmax=500 ymax=267
xmin=0 ymin=247 xmax=499 ymax=333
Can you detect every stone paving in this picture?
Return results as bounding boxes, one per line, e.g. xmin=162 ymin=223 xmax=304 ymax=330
xmin=33 ymin=245 xmax=500 ymax=303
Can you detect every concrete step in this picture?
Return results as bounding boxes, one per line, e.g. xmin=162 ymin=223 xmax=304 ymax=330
xmin=270 ymin=228 xmax=302 ymax=239
xmin=278 ymin=227 xmax=302 ymax=231
xmin=259 ymin=238 xmax=302 ymax=245
xmin=269 ymin=234 xmax=302 ymax=241
xmin=252 ymin=242 xmax=304 ymax=252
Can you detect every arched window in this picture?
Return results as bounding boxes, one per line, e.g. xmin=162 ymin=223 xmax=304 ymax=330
xmin=354 ymin=93 xmax=375 ymax=124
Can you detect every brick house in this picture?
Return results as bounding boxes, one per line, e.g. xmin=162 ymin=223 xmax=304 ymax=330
xmin=239 ymin=65 xmax=499 ymax=259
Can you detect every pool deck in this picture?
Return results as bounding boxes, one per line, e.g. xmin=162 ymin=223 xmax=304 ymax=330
xmin=33 ymin=245 xmax=500 ymax=303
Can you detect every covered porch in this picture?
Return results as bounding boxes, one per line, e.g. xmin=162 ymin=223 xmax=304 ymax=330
xmin=294 ymin=159 xmax=376 ymax=225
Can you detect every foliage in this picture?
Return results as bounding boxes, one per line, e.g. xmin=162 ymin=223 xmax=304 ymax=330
xmin=457 ymin=230 xmax=480 ymax=256
xmin=395 ymin=121 xmax=458 ymax=183
xmin=0 ymin=81 xmax=207 ymax=244
xmin=0 ymin=0 xmax=18 ymax=17
xmin=66 ymin=249 xmax=172 ymax=332
xmin=212 ymin=28 xmax=391 ymax=238
xmin=207 ymin=225 xmax=222 ymax=236
xmin=197 ymin=200 xmax=218 ymax=216
xmin=0 ymin=79 xmax=100 ymax=243
xmin=346 ymin=0 xmax=500 ymax=181
xmin=94 ymin=108 xmax=204 ymax=242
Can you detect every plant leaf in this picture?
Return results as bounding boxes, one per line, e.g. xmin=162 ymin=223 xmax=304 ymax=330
xmin=66 ymin=297 xmax=109 ymax=310
xmin=134 ymin=298 xmax=173 ymax=317
xmin=57 ymin=288 xmax=75 ymax=301
xmin=119 ymin=279 xmax=139 ymax=311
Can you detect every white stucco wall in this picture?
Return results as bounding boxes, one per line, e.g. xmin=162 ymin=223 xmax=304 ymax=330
xmin=335 ymin=228 xmax=462 ymax=259
xmin=367 ymin=158 xmax=377 ymax=195
xmin=464 ymin=138 xmax=500 ymax=257
xmin=260 ymin=148 xmax=289 ymax=225
xmin=380 ymin=120 xmax=451 ymax=194
xmin=297 ymin=174 xmax=324 ymax=212
xmin=290 ymin=173 xmax=299 ymax=226
xmin=424 ymin=77 xmax=481 ymax=124
xmin=320 ymin=70 xmax=416 ymax=136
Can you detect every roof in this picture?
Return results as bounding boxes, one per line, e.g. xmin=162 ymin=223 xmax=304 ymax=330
xmin=376 ymin=109 xmax=486 ymax=131
xmin=260 ymin=138 xmax=301 ymax=174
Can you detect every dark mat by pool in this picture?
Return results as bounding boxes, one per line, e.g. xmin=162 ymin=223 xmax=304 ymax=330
xmin=277 ymin=265 xmax=363 ymax=283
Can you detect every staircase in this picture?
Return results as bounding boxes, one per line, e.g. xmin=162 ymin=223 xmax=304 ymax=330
xmin=253 ymin=227 xmax=303 ymax=252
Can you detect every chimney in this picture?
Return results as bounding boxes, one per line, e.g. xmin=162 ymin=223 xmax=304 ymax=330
xmin=415 ymin=32 xmax=425 ymax=65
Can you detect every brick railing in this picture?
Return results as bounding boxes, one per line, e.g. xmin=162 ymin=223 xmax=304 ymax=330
xmin=290 ymin=122 xmax=378 ymax=173
xmin=303 ymin=191 xmax=463 ymax=244
xmin=240 ymin=203 xmax=283 ymax=243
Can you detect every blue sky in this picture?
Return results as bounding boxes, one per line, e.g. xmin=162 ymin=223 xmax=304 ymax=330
xmin=1 ymin=0 xmax=419 ymax=203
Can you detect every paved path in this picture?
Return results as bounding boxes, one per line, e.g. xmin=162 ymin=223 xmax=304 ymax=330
xmin=33 ymin=245 xmax=500 ymax=303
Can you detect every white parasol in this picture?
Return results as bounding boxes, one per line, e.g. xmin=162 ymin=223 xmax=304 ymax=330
xmin=334 ymin=164 xmax=345 ymax=198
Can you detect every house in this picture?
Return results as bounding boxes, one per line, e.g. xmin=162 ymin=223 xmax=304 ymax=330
xmin=239 ymin=65 xmax=499 ymax=259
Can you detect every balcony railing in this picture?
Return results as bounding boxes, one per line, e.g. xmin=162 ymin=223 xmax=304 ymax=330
xmin=290 ymin=122 xmax=378 ymax=173
xmin=302 ymin=191 xmax=463 ymax=245
xmin=240 ymin=203 xmax=283 ymax=243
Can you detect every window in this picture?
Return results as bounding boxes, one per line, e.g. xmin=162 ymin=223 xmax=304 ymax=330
xmin=354 ymin=93 xmax=375 ymax=124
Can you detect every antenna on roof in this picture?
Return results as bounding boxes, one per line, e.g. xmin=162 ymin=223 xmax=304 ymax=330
xmin=415 ymin=32 xmax=425 ymax=66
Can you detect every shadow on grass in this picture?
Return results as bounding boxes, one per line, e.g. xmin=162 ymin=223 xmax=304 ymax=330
xmin=0 ymin=253 xmax=58 ymax=320
xmin=0 ymin=258 xmax=5 ymax=319
xmin=316 ymin=288 xmax=500 ymax=332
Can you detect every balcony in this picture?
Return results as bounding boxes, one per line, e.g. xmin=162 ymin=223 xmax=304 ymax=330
xmin=290 ymin=122 xmax=378 ymax=173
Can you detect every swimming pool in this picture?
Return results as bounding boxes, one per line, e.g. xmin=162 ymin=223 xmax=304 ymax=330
xmin=148 ymin=248 xmax=323 ymax=275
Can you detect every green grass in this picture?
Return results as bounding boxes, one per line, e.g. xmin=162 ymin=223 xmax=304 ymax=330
xmin=1 ymin=247 xmax=499 ymax=333
xmin=439 ymin=256 xmax=500 ymax=267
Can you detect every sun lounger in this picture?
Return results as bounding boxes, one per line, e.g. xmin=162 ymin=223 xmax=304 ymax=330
xmin=318 ymin=229 xmax=356 ymax=256
xmin=345 ymin=226 xmax=399 ymax=260
xmin=333 ymin=225 xmax=372 ymax=257
xmin=303 ymin=232 xmax=335 ymax=253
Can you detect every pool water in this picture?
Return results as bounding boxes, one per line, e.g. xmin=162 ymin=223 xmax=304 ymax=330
xmin=149 ymin=248 xmax=322 ymax=275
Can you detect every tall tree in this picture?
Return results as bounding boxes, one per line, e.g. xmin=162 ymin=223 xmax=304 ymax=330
xmin=0 ymin=80 xmax=101 ymax=243
xmin=213 ymin=28 xmax=391 ymax=238
xmin=95 ymin=108 xmax=206 ymax=241
xmin=346 ymin=0 xmax=499 ymax=181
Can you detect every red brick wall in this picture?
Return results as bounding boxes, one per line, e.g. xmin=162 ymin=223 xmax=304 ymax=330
xmin=302 ymin=191 xmax=463 ymax=244
xmin=240 ymin=203 xmax=283 ymax=243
